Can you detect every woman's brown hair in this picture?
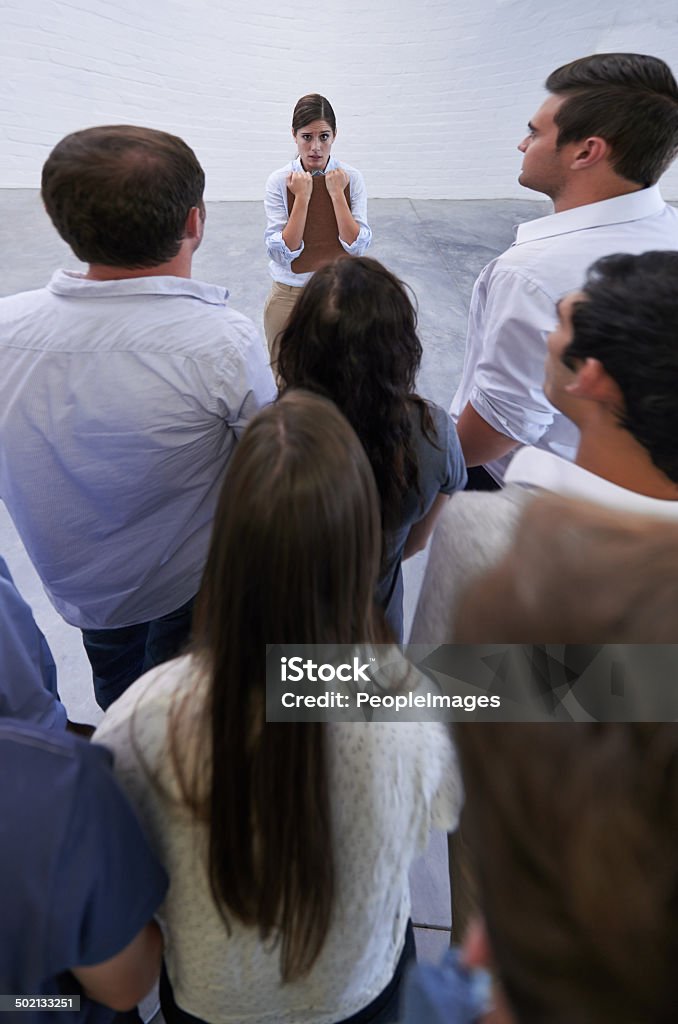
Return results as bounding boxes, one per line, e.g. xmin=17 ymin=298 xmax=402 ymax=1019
xmin=175 ymin=390 xmax=386 ymax=982
xmin=277 ymin=256 xmax=436 ymax=534
xmin=292 ymin=93 xmax=337 ymax=134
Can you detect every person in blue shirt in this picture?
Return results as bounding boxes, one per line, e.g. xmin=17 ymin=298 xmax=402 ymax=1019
xmin=0 ymin=556 xmax=66 ymax=728
xmin=0 ymin=720 xmax=167 ymax=1024
xmin=0 ymin=556 xmax=94 ymax=734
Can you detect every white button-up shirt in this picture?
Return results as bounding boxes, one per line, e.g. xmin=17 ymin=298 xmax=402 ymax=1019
xmin=264 ymin=155 xmax=372 ymax=287
xmin=505 ymin=446 xmax=678 ymax=519
xmin=451 ymin=186 xmax=678 ymax=483
xmin=0 ymin=271 xmax=276 ymax=629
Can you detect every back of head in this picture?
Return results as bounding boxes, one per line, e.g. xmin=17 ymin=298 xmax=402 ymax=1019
xmin=455 ymin=719 xmax=678 ymax=1024
xmin=455 ymin=497 xmax=678 ymax=1017
xmin=564 ymin=250 xmax=678 ymax=483
xmin=277 ymin=256 xmax=426 ymax=528
xmin=455 ymin=494 xmax=678 ymax=643
xmin=292 ymin=93 xmax=337 ymax=133
xmin=41 ymin=124 xmax=205 ymax=268
xmin=195 ymin=388 xmax=382 ymax=654
xmin=190 ymin=391 xmax=385 ymax=983
xmin=546 ymin=52 xmax=678 ymax=185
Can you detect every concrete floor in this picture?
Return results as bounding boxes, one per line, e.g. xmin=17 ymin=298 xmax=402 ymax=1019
xmin=0 ymin=189 xmax=548 ymax=965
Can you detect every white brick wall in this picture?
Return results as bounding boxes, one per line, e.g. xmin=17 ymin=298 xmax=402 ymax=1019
xmin=1 ymin=0 xmax=677 ymax=199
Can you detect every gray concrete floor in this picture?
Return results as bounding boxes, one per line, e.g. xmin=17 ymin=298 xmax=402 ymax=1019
xmin=0 ymin=189 xmax=548 ymax=963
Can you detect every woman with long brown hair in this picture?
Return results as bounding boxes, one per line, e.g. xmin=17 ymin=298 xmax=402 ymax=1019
xmin=278 ymin=257 xmax=467 ymax=640
xmin=95 ymin=391 xmax=460 ymax=1024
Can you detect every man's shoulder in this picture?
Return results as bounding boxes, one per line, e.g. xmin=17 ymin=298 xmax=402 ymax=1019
xmin=438 ymin=484 xmax=531 ymax=543
xmin=0 ymin=273 xmax=262 ymax=360
xmin=0 ymin=285 xmax=52 ymax=314
xmin=488 ymin=196 xmax=678 ymax=292
xmin=0 ymin=721 xmax=113 ymax=808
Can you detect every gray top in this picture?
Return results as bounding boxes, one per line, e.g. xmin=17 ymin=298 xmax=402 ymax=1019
xmin=377 ymin=401 xmax=467 ymax=639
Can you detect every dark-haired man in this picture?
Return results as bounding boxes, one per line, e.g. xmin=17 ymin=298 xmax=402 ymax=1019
xmin=0 ymin=126 xmax=276 ymax=709
xmin=412 ymin=249 xmax=678 ymax=642
xmin=452 ymin=52 xmax=678 ymax=488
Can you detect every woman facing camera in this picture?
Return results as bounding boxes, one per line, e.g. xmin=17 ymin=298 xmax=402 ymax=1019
xmin=278 ymin=258 xmax=467 ymax=640
xmin=264 ymin=94 xmax=371 ymax=364
xmin=95 ymin=392 xmax=461 ymax=1024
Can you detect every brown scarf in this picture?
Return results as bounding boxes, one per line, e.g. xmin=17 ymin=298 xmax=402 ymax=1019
xmin=287 ymin=176 xmax=352 ymax=274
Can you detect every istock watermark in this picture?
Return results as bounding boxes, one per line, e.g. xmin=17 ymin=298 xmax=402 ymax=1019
xmin=281 ymin=656 xmax=372 ymax=683
xmin=266 ymin=644 xmax=678 ymax=723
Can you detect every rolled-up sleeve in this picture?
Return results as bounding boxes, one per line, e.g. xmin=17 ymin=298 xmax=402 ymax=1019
xmin=340 ymin=167 xmax=372 ymax=255
xmin=470 ymin=269 xmax=559 ymax=446
xmin=264 ymin=170 xmax=304 ymax=266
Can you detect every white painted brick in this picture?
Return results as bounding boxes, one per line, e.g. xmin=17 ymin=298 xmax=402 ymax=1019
xmin=0 ymin=0 xmax=676 ymax=198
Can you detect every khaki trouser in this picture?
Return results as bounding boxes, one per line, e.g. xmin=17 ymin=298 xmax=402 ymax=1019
xmin=263 ymin=281 xmax=303 ymax=371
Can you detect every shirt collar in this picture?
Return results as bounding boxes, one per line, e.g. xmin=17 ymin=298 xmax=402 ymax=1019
xmin=505 ymin=445 xmax=678 ymax=519
xmin=514 ymin=185 xmax=665 ymax=246
xmin=47 ymin=270 xmax=229 ymax=306
xmin=292 ymin=155 xmax=339 ymax=175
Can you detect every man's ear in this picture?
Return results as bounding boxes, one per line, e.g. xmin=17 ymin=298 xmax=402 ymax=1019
xmin=566 ymin=357 xmax=624 ymax=409
xmin=185 ymin=205 xmax=204 ymax=243
xmin=569 ymin=135 xmax=609 ymax=171
xmin=461 ymin=915 xmax=493 ymax=970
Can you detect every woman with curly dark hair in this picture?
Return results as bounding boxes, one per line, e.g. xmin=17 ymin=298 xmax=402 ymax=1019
xmin=278 ymin=257 xmax=467 ymax=639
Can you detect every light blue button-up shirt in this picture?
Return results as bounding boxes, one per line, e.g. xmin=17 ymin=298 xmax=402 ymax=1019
xmin=264 ymin=155 xmax=372 ymax=287
xmin=0 ymin=271 xmax=276 ymax=629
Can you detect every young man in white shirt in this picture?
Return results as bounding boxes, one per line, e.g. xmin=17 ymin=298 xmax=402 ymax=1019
xmin=452 ymin=52 xmax=678 ymax=488
xmin=0 ymin=126 xmax=276 ymax=708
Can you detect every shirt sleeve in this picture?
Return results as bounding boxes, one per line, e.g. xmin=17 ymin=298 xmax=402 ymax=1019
xmin=48 ymin=741 xmax=168 ymax=967
xmin=0 ymin=557 xmax=66 ymax=731
xmin=469 ymin=268 xmax=559 ymax=446
xmin=214 ymin=315 xmax=277 ymax=434
xmin=264 ymin=168 xmax=304 ymax=265
xmin=339 ymin=167 xmax=372 ymax=255
xmin=432 ymin=407 xmax=468 ymax=496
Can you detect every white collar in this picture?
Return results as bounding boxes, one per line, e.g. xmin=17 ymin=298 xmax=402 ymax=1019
xmin=48 ymin=270 xmax=229 ymax=306
xmin=514 ymin=185 xmax=665 ymax=246
xmin=505 ymin=446 xmax=678 ymax=519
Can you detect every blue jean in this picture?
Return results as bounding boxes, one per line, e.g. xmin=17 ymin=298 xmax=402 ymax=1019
xmin=159 ymin=920 xmax=416 ymax=1024
xmin=81 ymin=595 xmax=195 ymax=710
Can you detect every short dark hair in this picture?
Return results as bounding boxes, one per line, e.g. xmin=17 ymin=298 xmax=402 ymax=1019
xmin=291 ymin=94 xmax=337 ymax=134
xmin=546 ymin=53 xmax=678 ymax=185
xmin=563 ymin=250 xmax=678 ymax=483
xmin=41 ymin=125 xmax=205 ymax=268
